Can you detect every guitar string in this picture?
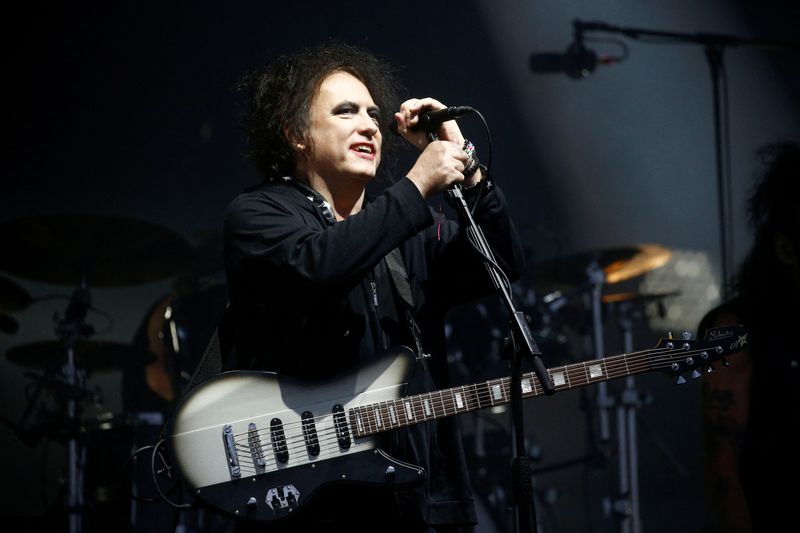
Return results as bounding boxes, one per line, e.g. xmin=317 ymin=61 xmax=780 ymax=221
xmin=230 ymin=345 xmax=724 ymax=469
xmin=227 ymin=344 xmax=683 ymax=441
xmin=228 ymin=351 xmax=702 ymax=474
xmin=230 ymin=344 xmax=722 ymax=456
xmin=232 ymin=343 xmax=720 ymax=443
xmin=225 ymin=345 xmax=728 ymax=465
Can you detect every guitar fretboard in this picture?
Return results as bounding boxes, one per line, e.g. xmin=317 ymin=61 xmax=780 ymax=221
xmin=346 ymin=323 xmax=747 ymax=438
xmin=348 ymin=351 xmax=649 ymax=438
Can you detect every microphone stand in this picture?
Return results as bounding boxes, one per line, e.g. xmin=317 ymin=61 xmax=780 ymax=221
xmin=571 ymin=19 xmax=800 ymax=299
xmin=426 ymin=128 xmax=556 ymax=533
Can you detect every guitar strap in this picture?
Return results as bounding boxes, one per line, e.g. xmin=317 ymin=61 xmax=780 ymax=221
xmin=384 ymin=247 xmax=428 ymax=364
xmin=181 ymin=305 xmax=234 ymax=395
xmin=284 ymin=174 xmax=428 ymax=362
xmin=283 ymin=176 xmax=427 ymax=361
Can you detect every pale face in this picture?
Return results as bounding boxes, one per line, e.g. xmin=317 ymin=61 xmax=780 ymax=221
xmin=297 ymin=70 xmax=382 ymax=184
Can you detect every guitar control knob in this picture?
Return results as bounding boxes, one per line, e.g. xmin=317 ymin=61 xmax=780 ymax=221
xmin=676 ymin=375 xmax=687 ymax=385
xmin=385 ymin=466 xmax=396 ymax=478
xmin=247 ymin=497 xmax=257 ymax=507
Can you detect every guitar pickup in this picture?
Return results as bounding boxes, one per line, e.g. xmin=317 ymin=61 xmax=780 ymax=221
xmin=332 ymin=404 xmax=351 ymax=449
xmin=222 ymin=424 xmax=241 ymax=479
xmin=301 ymin=411 xmax=320 ymax=457
xmin=270 ymin=418 xmax=289 ymax=464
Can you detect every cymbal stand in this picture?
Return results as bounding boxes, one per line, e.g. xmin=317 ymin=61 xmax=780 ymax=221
xmin=587 ymin=261 xmax=639 ymax=532
xmin=604 ymin=300 xmax=644 ymax=533
xmin=55 ymin=277 xmax=94 ymax=533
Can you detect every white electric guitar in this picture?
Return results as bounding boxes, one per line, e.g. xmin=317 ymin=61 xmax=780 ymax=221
xmin=167 ymin=325 xmax=747 ymax=522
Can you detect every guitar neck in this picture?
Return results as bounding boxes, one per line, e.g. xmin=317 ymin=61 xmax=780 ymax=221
xmin=349 ymin=349 xmax=655 ymax=438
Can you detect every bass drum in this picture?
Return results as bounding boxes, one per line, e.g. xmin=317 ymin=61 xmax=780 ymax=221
xmin=83 ymin=412 xmax=134 ymax=533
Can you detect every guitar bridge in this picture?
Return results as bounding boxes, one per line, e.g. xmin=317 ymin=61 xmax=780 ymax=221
xmin=222 ymin=424 xmax=241 ymax=479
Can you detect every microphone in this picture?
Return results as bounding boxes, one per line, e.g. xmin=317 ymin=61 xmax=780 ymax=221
xmin=529 ymin=41 xmax=599 ymax=79
xmin=390 ymin=106 xmax=473 ymax=135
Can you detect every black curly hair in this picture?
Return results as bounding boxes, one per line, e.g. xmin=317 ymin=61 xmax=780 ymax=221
xmin=238 ymin=41 xmax=403 ymax=181
xmin=731 ymin=139 xmax=800 ymax=304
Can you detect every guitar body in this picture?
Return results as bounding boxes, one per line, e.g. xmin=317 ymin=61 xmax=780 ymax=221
xmin=168 ymin=348 xmax=424 ymax=521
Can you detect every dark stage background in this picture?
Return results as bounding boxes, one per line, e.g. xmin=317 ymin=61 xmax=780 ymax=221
xmin=2 ymin=1 xmax=798 ymax=532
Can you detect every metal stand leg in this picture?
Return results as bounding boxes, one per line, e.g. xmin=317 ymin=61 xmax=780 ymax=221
xmin=586 ymin=265 xmax=643 ymax=533
xmin=65 ymin=346 xmax=85 ymax=533
xmin=611 ymin=307 xmax=643 ymax=533
xmin=57 ymin=280 xmax=93 ymax=533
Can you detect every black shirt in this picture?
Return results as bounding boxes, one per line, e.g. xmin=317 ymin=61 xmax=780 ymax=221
xmin=223 ymin=175 xmax=524 ymax=526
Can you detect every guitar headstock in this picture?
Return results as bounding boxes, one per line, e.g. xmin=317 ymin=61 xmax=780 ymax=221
xmin=651 ymin=325 xmax=749 ymax=381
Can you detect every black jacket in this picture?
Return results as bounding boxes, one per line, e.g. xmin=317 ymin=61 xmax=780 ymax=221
xmin=223 ymin=175 xmax=524 ymax=526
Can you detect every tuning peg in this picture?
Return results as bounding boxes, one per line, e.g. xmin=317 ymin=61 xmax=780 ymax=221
xmin=690 ymin=369 xmax=702 ymax=379
xmin=682 ymin=331 xmax=692 ymax=340
xmin=676 ymin=375 xmax=687 ymax=385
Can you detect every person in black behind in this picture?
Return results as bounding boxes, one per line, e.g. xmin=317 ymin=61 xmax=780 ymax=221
xmin=698 ymin=139 xmax=800 ymax=532
xmin=222 ymin=42 xmax=524 ymax=532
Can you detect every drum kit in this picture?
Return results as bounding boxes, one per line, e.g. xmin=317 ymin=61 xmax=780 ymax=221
xmin=0 ymin=214 xmax=226 ymax=533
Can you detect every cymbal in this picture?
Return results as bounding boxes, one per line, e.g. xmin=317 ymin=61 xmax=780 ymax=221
xmin=0 ymin=215 xmax=195 ymax=286
xmin=0 ymin=274 xmax=32 ymax=311
xmin=602 ymin=290 xmax=680 ymax=304
xmin=530 ymin=244 xmax=672 ymax=286
xmin=5 ymin=340 xmax=132 ymax=371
